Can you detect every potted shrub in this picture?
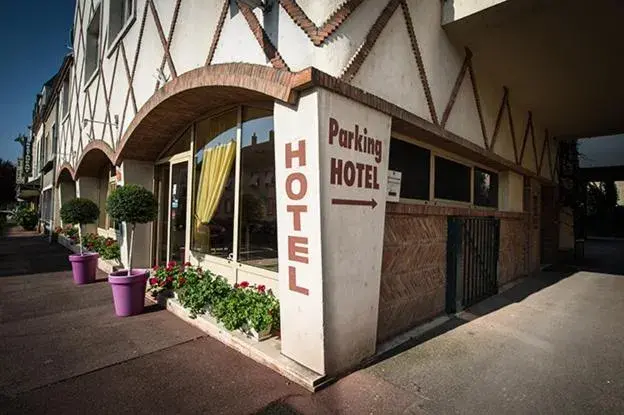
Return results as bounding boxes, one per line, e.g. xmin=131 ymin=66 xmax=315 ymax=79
xmin=59 ymin=198 xmax=100 ymax=284
xmin=106 ymin=184 xmax=158 ymax=317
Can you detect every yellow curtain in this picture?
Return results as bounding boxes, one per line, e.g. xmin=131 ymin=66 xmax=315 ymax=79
xmin=195 ymin=140 xmax=236 ymax=230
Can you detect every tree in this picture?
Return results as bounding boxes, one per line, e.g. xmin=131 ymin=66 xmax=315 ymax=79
xmin=107 ymin=185 xmax=158 ymax=276
xmin=60 ymin=198 xmax=100 ymax=255
xmin=0 ymin=159 xmax=16 ymax=207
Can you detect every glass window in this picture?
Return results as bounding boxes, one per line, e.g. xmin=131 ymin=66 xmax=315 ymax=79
xmin=192 ymin=110 xmax=238 ymax=258
xmin=434 ymin=156 xmax=471 ymax=202
xmin=85 ymin=6 xmax=101 ymax=82
xmin=238 ymin=107 xmax=278 ymax=272
xmin=388 ymin=138 xmax=430 ymax=200
xmin=108 ymin=0 xmax=134 ymax=47
xmin=474 ymin=168 xmax=498 ymax=207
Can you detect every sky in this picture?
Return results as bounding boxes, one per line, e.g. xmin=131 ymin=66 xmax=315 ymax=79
xmin=0 ymin=1 xmax=75 ymax=163
xmin=578 ymin=134 xmax=624 ymax=169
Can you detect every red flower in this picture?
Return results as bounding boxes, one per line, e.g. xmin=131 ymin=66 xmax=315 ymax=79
xmin=166 ymin=276 xmax=173 ymax=282
xmin=149 ymin=277 xmax=158 ymax=285
xmin=166 ymin=266 xmax=173 ymax=272
xmin=234 ymin=283 xmax=239 ymax=289
xmin=257 ymin=285 xmax=266 ymax=293
xmin=184 ymin=262 xmax=192 ymax=267
xmin=239 ymin=281 xmax=249 ymax=288
xmin=167 ymin=261 xmax=176 ymax=268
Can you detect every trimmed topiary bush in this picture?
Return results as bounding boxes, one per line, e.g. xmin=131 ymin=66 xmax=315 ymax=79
xmin=106 ymin=184 xmax=158 ymax=275
xmin=60 ymin=198 xmax=100 ymax=255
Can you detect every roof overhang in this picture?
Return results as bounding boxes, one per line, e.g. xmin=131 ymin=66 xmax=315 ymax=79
xmin=443 ymin=0 xmax=624 ymax=139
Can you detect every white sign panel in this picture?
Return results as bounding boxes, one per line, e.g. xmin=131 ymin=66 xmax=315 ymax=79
xmin=274 ymin=92 xmax=326 ymax=375
xmin=387 ymin=170 xmax=402 ymax=202
xmin=318 ymin=90 xmax=391 ymax=373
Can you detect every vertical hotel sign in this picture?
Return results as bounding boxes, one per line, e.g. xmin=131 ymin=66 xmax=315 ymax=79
xmin=275 ymin=92 xmax=325 ymax=375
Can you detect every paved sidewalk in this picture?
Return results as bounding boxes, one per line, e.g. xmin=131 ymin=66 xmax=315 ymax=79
xmin=0 ymin=228 xmax=418 ymax=414
xmin=2 ymin=228 xmax=624 ymax=414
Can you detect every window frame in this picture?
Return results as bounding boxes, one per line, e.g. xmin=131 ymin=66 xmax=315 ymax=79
xmin=106 ymin=0 xmax=137 ymax=58
xmin=390 ymin=132 xmax=499 ymax=209
xmin=84 ymin=5 xmax=103 ymax=89
xmin=154 ymin=103 xmax=278 ymax=281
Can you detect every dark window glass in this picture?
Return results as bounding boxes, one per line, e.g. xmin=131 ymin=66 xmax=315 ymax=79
xmin=474 ymin=168 xmax=498 ymax=207
xmin=434 ymin=156 xmax=471 ymax=202
xmin=388 ymin=138 xmax=430 ymax=200
xmin=237 ymin=107 xmax=278 ymax=272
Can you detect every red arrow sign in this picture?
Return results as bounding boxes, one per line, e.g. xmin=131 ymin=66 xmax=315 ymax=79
xmin=331 ymin=198 xmax=377 ymax=209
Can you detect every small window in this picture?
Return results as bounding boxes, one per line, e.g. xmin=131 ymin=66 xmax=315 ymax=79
xmin=108 ymin=0 xmax=135 ymax=48
xmin=388 ymin=138 xmax=431 ymax=200
xmin=62 ymin=76 xmax=70 ymax=117
xmin=474 ymin=167 xmax=498 ymax=207
xmin=51 ymin=125 xmax=57 ymax=159
xmin=434 ymin=156 xmax=471 ymax=202
xmin=85 ymin=6 xmax=102 ymax=82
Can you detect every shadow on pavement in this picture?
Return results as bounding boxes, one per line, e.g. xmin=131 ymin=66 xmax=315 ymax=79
xmin=0 ymin=234 xmax=72 ymax=277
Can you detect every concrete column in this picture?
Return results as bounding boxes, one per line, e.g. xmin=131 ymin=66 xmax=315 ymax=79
xmin=498 ymin=170 xmax=524 ymax=212
xmin=118 ymin=160 xmax=154 ymax=270
xmin=274 ymin=89 xmax=391 ymax=376
xmin=76 ymin=177 xmax=99 ymax=234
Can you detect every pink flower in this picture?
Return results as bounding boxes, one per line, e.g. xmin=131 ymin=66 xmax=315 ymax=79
xmin=149 ymin=277 xmax=158 ymax=285
xmin=239 ymin=281 xmax=249 ymax=288
xmin=167 ymin=261 xmax=176 ymax=268
xmin=257 ymin=285 xmax=266 ymax=293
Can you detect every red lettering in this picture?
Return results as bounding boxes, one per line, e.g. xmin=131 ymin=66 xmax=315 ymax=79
xmin=344 ymin=161 xmax=355 ymax=186
xmin=328 ymin=118 xmax=339 ymax=144
xmin=286 ymin=173 xmax=307 ymax=200
xmin=286 ymin=205 xmax=307 ymax=231
xmin=289 ymin=266 xmax=309 ymax=295
xmin=330 ymin=158 xmax=342 ymax=185
xmin=285 ymin=140 xmax=306 ymax=168
xmin=356 ymin=163 xmax=365 ymax=187
xmin=373 ymin=165 xmax=379 ymax=189
xmin=365 ymin=164 xmax=373 ymax=189
xmin=288 ymin=236 xmax=309 ymax=264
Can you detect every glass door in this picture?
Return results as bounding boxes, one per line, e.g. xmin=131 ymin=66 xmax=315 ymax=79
xmin=168 ymin=161 xmax=188 ymax=263
xmin=154 ymin=163 xmax=170 ymax=266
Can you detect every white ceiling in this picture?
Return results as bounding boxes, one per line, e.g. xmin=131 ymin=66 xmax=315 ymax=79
xmin=444 ymin=0 xmax=624 ymax=139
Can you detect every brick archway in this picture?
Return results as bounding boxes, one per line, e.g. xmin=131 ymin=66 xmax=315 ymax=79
xmin=114 ymin=63 xmax=299 ymax=164
xmin=74 ymin=140 xmax=115 ymax=179
xmin=56 ymin=162 xmax=76 ymax=186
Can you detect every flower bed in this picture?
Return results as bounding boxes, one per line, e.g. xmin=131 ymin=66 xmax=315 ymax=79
xmin=54 ymin=225 xmax=121 ymax=261
xmin=148 ymin=262 xmax=279 ymax=341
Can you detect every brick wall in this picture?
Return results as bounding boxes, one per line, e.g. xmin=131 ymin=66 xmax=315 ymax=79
xmin=377 ymin=203 xmax=528 ymax=343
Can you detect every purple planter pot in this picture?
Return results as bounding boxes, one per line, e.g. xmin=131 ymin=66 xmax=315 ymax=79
xmin=108 ymin=269 xmax=148 ymax=317
xmin=69 ymin=253 xmax=99 ymax=285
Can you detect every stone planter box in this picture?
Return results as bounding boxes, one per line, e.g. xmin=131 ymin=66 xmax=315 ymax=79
xmin=57 ymin=234 xmax=121 ymax=275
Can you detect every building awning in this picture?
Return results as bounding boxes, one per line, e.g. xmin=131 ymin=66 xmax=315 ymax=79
xmin=443 ymin=0 xmax=624 ymax=139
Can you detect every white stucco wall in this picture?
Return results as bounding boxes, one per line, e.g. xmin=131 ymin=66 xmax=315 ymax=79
xmin=63 ymin=0 xmax=555 ymax=184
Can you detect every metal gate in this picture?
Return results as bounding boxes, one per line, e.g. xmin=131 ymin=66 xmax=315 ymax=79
xmin=446 ymin=216 xmax=500 ymax=313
